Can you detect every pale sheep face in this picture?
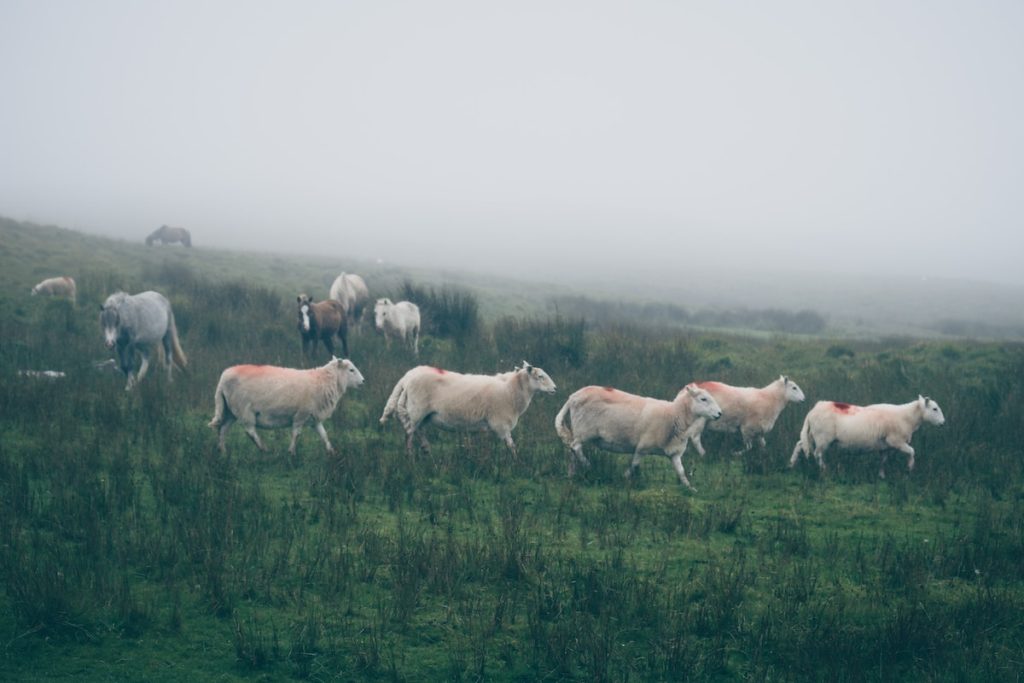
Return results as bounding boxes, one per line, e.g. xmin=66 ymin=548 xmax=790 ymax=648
xmin=526 ymin=365 xmax=557 ymax=394
xmin=921 ymin=397 xmax=945 ymax=426
xmin=688 ymin=385 xmax=722 ymax=420
xmin=334 ymin=357 xmax=365 ymax=388
xmin=784 ymin=377 xmax=806 ymax=403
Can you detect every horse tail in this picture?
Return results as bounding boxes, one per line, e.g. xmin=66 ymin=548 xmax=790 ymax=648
xmin=168 ymin=310 xmax=188 ymax=370
xmin=380 ymin=374 xmax=407 ymax=426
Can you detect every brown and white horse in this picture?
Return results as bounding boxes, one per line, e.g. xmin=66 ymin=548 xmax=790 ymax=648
xmin=146 ymin=225 xmax=192 ymax=247
xmin=297 ymin=294 xmax=349 ymax=361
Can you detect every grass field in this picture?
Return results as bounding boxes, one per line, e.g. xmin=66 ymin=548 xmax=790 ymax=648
xmin=1 ymin=218 xmax=1023 ymax=680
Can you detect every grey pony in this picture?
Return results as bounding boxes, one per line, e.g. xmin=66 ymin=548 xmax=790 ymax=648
xmin=100 ymin=291 xmax=188 ymax=390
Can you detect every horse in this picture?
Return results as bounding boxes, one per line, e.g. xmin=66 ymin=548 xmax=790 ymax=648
xmin=100 ymin=291 xmax=188 ymax=390
xmin=328 ymin=273 xmax=369 ymax=331
xmin=374 ymin=298 xmax=421 ymax=355
xmin=145 ymin=225 xmax=192 ymax=247
xmin=297 ymin=294 xmax=349 ymax=361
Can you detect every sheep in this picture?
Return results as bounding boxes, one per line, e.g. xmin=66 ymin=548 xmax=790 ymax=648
xmin=209 ymin=357 xmax=364 ymax=455
xmin=789 ymin=396 xmax=945 ymax=477
xmin=31 ymin=276 xmax=76 ymax=304
xmin=554 ymin=383 xmax=722 ymax=490
xmin=688 ymin=376 xmax=805 ymax=456
xmin=379 ymin=362 xmax=556 ymax=456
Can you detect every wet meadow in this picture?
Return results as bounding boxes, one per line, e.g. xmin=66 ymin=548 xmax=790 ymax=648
xmin=1 ymin=221 xmax=1023 ymax=680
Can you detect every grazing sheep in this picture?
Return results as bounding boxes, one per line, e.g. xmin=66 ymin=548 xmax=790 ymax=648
xmin=31 ymin=276 xmax=76 ymax=304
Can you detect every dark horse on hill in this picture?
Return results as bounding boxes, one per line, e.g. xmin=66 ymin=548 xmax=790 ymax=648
xmin=146 ymin=225 xmax=192 ymax=247
xmin=297 ymin=294 xmax=349 ymax=361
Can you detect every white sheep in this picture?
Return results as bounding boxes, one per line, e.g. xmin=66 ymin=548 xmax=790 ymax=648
xmin=379 ymin=362 xmax=556 ymax=456
xmin=789 ymin=396 xmax=945 ymax=477
xmin=209 ymin=357 xmax=364 ymax=455
xmin=689 ymin=376 xmax=805 ymax=456
xmin=554 ymin=383 xmax=722 ymax=490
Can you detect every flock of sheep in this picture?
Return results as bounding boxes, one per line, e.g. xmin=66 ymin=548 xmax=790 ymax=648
xmin=31 ymin=267 xmax=946 ymax=491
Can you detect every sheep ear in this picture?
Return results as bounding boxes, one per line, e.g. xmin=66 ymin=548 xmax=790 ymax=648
xmin=522 ymin=360 xmax=531 ymax=370
xmin=686 ymin=384 xmax=698 ymax=396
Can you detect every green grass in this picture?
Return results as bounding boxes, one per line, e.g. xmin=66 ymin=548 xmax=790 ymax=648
xmin=1 ymin=217 xmax=1023 ymax=680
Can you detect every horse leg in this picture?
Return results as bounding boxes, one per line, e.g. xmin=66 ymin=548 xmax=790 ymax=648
xmin=339 ymin=329 xmax=349 ymax=358
xmin=117 ymin=341 xmax=135 ymax=389
xmin=162 ymin=334 xmax=174 ymax=382
xmin=135 ymin=349 xmax=152 ymax=386
xmin=322 ymin=335 xmax=335 ymax=358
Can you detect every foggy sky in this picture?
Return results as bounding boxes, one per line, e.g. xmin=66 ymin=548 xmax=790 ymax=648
xmin=2 ymin=1 xmax=1023 ymax=286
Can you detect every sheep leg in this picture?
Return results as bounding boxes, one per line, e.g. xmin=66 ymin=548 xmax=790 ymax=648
xmin=734 ymin=427 xmax=757 ymax=456
xmin=813 ymin=445 xmax=827 ymax=471
xmin=288 ymin=421 xmax=304 ymax=455
xmin=789 ymin=441 xmax=804 ymax=467
xmin=670 ymin=452 xmax=697 ymax=491
xmin=314 ymin=422 xmax=335 ymax=455
xmin=887 ymin=438 xmax=916 ymax=472
xmin=625 ymin=450 xmax=643 ymax=480
xmin=879 ymin=451 xmax=889 ymax=479
xmin=568 ymin=442 xmax=589 ymax=477
xmin=218 ymin=418 xmax=235 ymax=453
xmin=690 ymin=431 xmax=706 ymax=457
xmin=500 ymin=431 xmax=518 ymax=459
xmin=243 ymin=423 xmax=267 ymax=451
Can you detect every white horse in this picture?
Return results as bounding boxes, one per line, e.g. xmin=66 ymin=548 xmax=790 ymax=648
xmin=374 ymin=298 xmax=421 ymax=355
xmin=329 ymin=272 xmax=369 ymax=332
xmin=100 ymin=291 xmax=187 ymax=390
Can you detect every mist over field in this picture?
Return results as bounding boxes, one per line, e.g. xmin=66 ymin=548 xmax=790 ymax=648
xmin=2 ymin=1 xmax=1024 ymax=299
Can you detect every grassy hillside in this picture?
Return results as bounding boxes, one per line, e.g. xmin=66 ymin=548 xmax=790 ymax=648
xmin=1 ymin=217 xmax=1023 ymax=680
xmin=0 ymin=217 xmax=571 ymax=324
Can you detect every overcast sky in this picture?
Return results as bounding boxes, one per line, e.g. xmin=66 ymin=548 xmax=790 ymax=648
xmin=2 ymin=1 xmax=1023 ymax=286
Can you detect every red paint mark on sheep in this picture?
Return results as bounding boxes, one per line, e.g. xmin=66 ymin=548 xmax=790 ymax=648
xmin=431 ymin=367 xmax=446 ymax=375
xmin=831 ymin=401 xmax=857 ymax=414
xmin=231 ymin=365 xmax=274 ymax=377
xmin=697 ymin=381 xmax=724 ymax=390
